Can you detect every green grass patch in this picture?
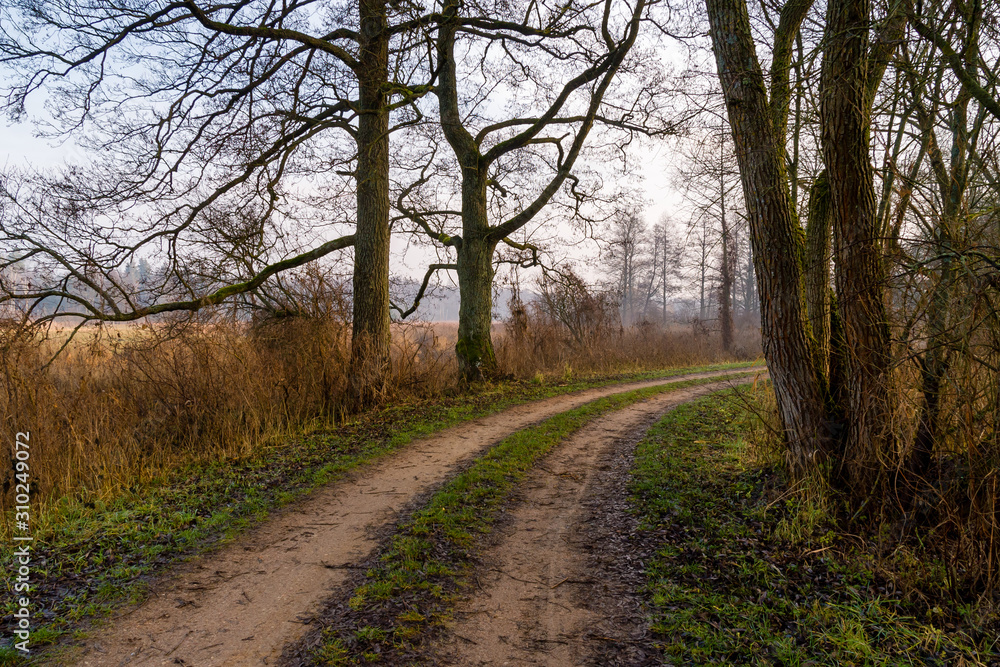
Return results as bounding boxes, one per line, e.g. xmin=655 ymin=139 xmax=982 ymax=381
xmin=311 ymin=374 xmax=757 ymax=665
xmin=0 ymin=362 xmax=758 ymax=664
xmin=630 ymin=388 xmax=999 ymax=666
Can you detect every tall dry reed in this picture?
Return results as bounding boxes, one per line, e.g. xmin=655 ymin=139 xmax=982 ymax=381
xmin=0 ymin=313 xmax=454 ymax=524
xmin=0 ymin=275 xmax=755 ymax=537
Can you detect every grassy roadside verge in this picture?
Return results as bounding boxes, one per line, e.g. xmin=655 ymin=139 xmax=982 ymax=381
xmin=0 ymin=362 xmax=757 ymax=663
xmin=303 ymin=374 xmax=757 ymax=665
xmin=629 ymin=387 xmax=998 ymax=665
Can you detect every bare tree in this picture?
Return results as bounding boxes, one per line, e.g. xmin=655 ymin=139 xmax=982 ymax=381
xmin=536 ymin=265 xmax=619 ymax=348
xmin=676 ymin=123 xmax=743 ymax=349
xmin=399 ymin=0 xmax=671 ymax=380
xmin=890 ymin=0 xmax=998 ymax=486
xmin=704 ymin=0 xmax=905 ymax=479
xmin=0 ymin=0 xmax=435 ymax=404
xmin=654 ymin=218 xmax=686 ymax=324
xmin=605 ymin=208 xmax=645 ymax=325
xmin=905 ymin=0 xmax=1000 ymax=122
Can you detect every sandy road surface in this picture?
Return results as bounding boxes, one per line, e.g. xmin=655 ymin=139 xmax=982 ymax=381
xmin=430 ymin=378 xmax=759 ymax=666
xmin=71 ymin=367 xmax=761 ymax=666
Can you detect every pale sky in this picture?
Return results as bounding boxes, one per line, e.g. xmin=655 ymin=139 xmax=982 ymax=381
xmin=2 ymin=110 xmax=689 ymax=284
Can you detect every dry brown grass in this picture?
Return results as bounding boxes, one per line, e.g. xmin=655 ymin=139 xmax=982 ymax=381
xmin=891 ymin=349 xmax=1000 ymax=600
xmin=0 ymin=289 xmax=754 ymax=538
xmin=0 ymin=314 xmax=455 ymax=524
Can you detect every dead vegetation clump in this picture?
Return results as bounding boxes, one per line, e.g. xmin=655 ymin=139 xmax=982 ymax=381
xmin=743 ymin=366 xmax=1000 ymax=620
xmin=887 ymin=336 xmax=1000 ymax=606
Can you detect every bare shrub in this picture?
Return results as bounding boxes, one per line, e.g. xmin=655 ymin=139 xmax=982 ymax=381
xmin=497 ymin=267 xmax=760 ymax=378
xmin=894 ymin=286 xmax=1000 ymax=599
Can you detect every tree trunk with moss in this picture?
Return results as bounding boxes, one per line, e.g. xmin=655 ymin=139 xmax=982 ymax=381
xmin=434 ymin=13 xmax=499 ymax=381
xmin=804 ymin=170 xmax=832 ymax=376
xmin=456 ymin=235 xmax=499 ymax=381
xmin=706 ymin=0 xmax=830 ymax=477
xmin=821 ymin=0 xmax=894 ymax=488
xmin=426 ymin=0 xmax=647 ymax=382
xmin=707 ymin=0 xmax=906 ymax=488
xmin=456 ymin=163 xmax=500 ymax=380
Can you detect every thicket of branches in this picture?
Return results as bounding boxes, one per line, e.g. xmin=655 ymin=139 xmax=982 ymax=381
xmin=698 ymin=0 xmax=1000 ymax=597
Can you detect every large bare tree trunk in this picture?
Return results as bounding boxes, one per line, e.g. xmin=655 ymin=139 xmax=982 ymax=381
xmin=706 ymin=0 xmax=830 ymax=477
xmin=432 ymin=0 xmax=645 ymax=381
xmin=349 ymin=0 xmax=392 ymax=405
xmin=434 ymin=12 xmax=500 ymax=382
xmin=821 ymin=0 xmax=894 ymax=487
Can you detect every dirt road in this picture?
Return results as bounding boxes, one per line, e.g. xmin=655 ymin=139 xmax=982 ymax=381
xmin=72 ymin=368 xmax=761 ymax=666
xmin=428 ymin=380 xmax=749 ymax=666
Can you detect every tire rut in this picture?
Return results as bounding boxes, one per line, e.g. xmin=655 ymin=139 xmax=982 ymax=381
xmin=427 ymin=377 xmax=761 ymax=666
xmin=70 ymin=367 xmax=761 ymax=666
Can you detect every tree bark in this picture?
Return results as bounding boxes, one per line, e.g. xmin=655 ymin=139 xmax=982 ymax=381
xmin=455 ymin=166 xmax=500 ymax=381
xmin=769 ymin=0 xmax=815 ymax=144
xmin=706 ymin=0 xmax=830 ymax=477
xmin=821 ymin=0 xmax=894 ymax=487
xmin=349 ymin=0 xmax=392 ymax=405
xmin=804 ymin=171 xmax=832 ymax=375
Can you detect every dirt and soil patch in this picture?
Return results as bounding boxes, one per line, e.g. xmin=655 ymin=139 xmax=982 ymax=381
xmin=294 ymin=382 xmax=998 ymax=667
xmin=293 ymin=375 xmax=760 ymax=665
xmin=2 ymin=364 xmax=757 ymax=665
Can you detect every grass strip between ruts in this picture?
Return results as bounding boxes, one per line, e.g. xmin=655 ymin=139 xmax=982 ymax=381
xmin=629 ymin=387 xmax=998 ymax=666
xmin=0 ymin=362 xmax=759 ymax=665
xmin=309 ymin=373 xmax=758 ymax=665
